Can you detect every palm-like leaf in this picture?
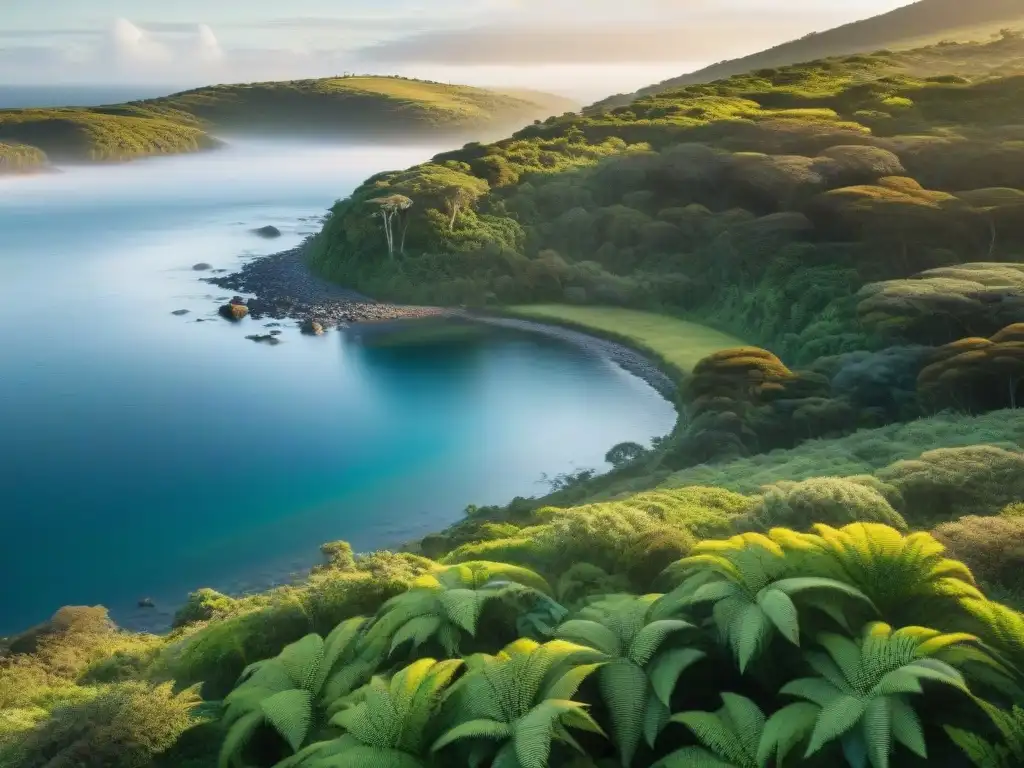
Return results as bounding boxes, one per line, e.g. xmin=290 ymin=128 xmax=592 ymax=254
xmin=794 ymin=523 xmax=985 ymax=627
xmin=554 ymin=595 xmax=701 ymax=766
xmin=655 ymin=693 xmax=811 ymax=768
xmin=946 ymin=701 xmax=1024 ymax=768
xmin=781 ymin=621 xmax=1004 ymax=768
xmin=432 ymin=639 xmax=606 ymax=768
xmin=365 ymin=562 xmax=553 ymax=658
xmin=219 ymin=619 xmax=370 ymax=767
xmin=654 ymin=533 xmax=872 ymax=671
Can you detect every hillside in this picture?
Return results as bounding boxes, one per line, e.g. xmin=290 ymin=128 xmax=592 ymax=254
xmin=594 ymin=0 xmax=1024 ymax=109
xmin=4 ymin=29 xmax=1024 ymax=768
xmin=0 ymin=76 xmax=577 ymax=170
xmin=308 ymin=31 xmax=1024 ymax=468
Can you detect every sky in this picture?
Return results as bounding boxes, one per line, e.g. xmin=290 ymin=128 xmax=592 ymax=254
xmin=0 ymin=0 xmax=916 ymax=100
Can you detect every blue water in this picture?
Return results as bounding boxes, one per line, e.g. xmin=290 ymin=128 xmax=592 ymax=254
xmin=0 ymin=140 xmax=676 ymax=634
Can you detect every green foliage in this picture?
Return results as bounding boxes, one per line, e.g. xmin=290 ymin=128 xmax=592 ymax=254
xmin=219 ymin=620 xmax=374 ymax=767
xmin=742 ymin=478 xmax=908 ymax=533
xmin=0 ymin=143 xmax=47 ymax=174
xmin=0 ymin=682 xmax=200 ymax=768
xmin=932 ymin=515 xmax=1024 ymax=599
xmin=432 ymin=638 xmax=606 ymax=768
xmin=555 ymin=595 xmax=701 ymax=766
xmin=779 ymin=622 xmax=993 ymax=768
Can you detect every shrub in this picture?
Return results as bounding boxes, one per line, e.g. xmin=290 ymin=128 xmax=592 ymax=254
xmin=741 ymin=476 xmax=908 ymax=532
xmin=932 ymin=515 xmax=1024 ymax=595
xmin=0 ymin=682 xmax=199 ymax=768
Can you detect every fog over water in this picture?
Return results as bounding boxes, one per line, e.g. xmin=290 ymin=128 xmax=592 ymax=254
xmin=0 ymin=140 xmax=676 ymax=633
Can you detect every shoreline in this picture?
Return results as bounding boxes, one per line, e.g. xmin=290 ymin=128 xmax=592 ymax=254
xmin=103 ymin=249 xmax=681 ymax=634
xmin=203 ymin=245 xmax=448 ymax=326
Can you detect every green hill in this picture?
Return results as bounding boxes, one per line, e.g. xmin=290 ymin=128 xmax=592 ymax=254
xmin=0 ymin=76 xmax=578 ymax=169
xmin=5 ymin=30 xmax=1024 ymax=768
xmin=594 ymin=0 xmax=1024 ymax=109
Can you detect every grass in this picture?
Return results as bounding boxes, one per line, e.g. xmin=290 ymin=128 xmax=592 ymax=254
xmin=504 ymin=305 xmax=747 ymax=378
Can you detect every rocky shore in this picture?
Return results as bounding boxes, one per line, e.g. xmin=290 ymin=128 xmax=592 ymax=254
xmin=204 ymin=247 xmax=447 ymax=327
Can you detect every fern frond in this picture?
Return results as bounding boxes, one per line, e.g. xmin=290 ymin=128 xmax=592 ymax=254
xmin=649 ymin=647 xmax=706 ymax=707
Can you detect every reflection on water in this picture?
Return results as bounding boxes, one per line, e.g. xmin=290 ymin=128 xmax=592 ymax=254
xmin=0 ymin=140 xmax=676 ymax=633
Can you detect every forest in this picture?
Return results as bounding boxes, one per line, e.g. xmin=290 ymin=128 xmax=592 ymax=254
xmin=0 ymin=77 xmax=574 ymax=168
xmin=3 ymin=26 xmax=1024 ymax=768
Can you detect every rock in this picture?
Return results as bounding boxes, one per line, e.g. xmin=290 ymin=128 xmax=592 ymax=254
xmin=264 ymin=322 xmax=282 ymax=328
xmin=269 ymin=330 xmax=283 ymax=336
xmin=246 ymin=334 xmax=282 ymax=345
xmin=230 ymin=296 xmax=246 ymax=305
xmin=252 ymin=225 xmax=282 ymax=239
xmin=301 ymin=318 xmax=325 ymax=336
xmin=192 ymin=263 xmax=212 ymax=271
xmin=219 ymin=303 xmax=249 ymax=321
xmin=171 ymin=309 xmax=190 ymax=316
xmin=138 ymin=598 xmax=156 ymax=609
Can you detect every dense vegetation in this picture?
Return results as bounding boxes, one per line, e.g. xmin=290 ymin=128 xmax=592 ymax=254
xmin=3 ymin=21 xmax=1024 ymax=768
xmin=0 ymin=143 xmax=47 ymax=174
xmin=597 ymin=0 xmax=1024 ymax=109
xmin=0 ymin=77 xmax=576 ymax=166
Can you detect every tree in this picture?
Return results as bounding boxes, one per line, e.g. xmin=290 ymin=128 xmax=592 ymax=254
xmin=368 ymin=195 xmax=413 ymax=259
xmin=857 ymin=263 xmax=1024 ymax=345
xmin=604 ymin=442 xmax=647 ymax=469
xmin=917 ymin=325 xmax=1024 ymax=411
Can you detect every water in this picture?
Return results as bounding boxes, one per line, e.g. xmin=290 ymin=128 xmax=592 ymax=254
xmin=0 ymin=141 xmax=676 ymax=634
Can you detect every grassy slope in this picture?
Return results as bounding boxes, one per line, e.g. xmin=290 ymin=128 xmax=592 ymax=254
xmin=0 ymin=77 xmax=577 ymax=165
xmin=505 ymin=305 xmax=746 ymax=377
xmin=598 ymin=0 xmax=1024 ymax=106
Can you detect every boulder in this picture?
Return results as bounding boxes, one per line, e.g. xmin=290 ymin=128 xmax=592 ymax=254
xmin=192 ymin=263 xmax=212 ymax=271
xmin=219 ymin=303 xmax=249 ymax=321
xmin=252 ymin=225 xmax=282 ymax=239
xmin=301 ymin=318 xmax=325 ymax=336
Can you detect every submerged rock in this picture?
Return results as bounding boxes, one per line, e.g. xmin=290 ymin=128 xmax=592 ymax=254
xmin=138 ymin=598 xmax=156 ymax=609
xmin=192 ymin=262 xmax=212 ymax=271
xmin=246 ymin=334 xmax=282 ymax=345
xmin=171 ymin=309 xmax=190 ymax=316
xmin=252 ymin=225 xmax=282 ymax=239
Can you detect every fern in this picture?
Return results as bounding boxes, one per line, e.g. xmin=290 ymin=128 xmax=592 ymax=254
xmin=219 ymin=618 xmax=371 ymax=767
xmin=364 ymin=562 xmax=554 ymax=659
xmin=432 ymin=639 xmax=606 ymax=768
xmin=780 ymin=622 xmax=1006 ymax=768
xmin=795 ymin=523 xmax=986 ymax=628
xmin=654 ymin=532 xmax=872 ymax=671
xmin=555 ymin=595 xmax=702 ymax=766
xmin=655 ymin=693 xmax=814 ymax=768
xmin=947 ymin=703 xmax=1024 ymax=768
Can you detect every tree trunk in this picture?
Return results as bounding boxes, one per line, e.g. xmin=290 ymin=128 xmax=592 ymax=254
xmin=448 ymin=203 xmax=459 ymax=232
xmin=399 ymin=214 xmax=410 ymax=255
